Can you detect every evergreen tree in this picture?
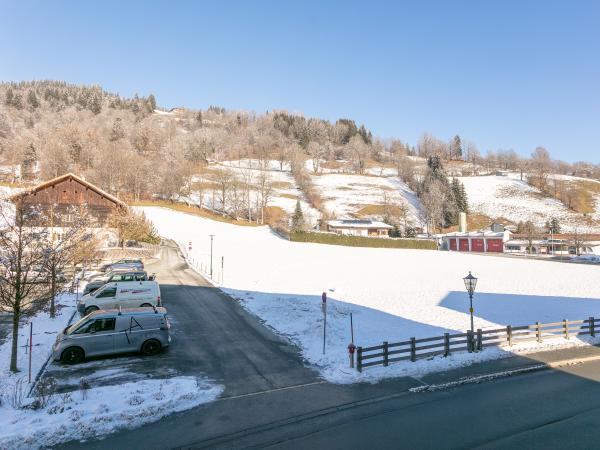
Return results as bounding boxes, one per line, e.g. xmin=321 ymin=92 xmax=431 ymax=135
xmin=358 ymin=124 xmax=372 ymax=144
xmin=546 ymin=217 xmax=561 ymax=234
xmin=11 ymin=93 xmax=23 ymax=109
xmin=110 ymin=117 xmax=125 ymax=141
xmin=89 ymin=94 xmax=102 ymax=114
xmin=22 ymin=143 xmax=37 ymax=180
xmin=451 ymin=135 xmax=462 ymax=159
xmin=291 ymin=200 xmax=305 ymax=232
xmin=147 ymin=94 xmax=157 ymax=111
xmin=5 ymin=88 xmax=14 ymax=106
xmin=27 ymin=90 xmax=39 ymax=109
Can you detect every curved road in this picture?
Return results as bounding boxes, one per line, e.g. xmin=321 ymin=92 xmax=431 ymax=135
xmin=58 ymin=244 xmax=600 ymax=449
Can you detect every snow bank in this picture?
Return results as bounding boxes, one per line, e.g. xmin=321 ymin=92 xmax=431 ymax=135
xmin=143 ymin=207 xmax=600 ymax=382
xmin=0 ymin=376 xmax=222 ymax=449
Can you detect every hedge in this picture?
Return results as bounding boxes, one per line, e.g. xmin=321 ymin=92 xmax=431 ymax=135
xmin=289 ymin=232 xmax=438 ymax=250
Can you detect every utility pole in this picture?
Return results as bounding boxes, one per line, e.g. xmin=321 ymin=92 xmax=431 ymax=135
xmin=209 ymin=234 xmax=214 ymax=279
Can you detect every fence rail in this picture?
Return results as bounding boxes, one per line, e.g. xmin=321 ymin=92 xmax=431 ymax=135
xmin=356 ymin=316 xmax=598 ymax=372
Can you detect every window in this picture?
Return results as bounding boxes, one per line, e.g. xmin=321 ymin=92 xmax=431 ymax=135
xmin=96 ymin=287 xmax=117 ymax=298
xmin=134 ymin=274 xmax=146 ymax=281
xmin=73 ymin=318 xmax=115 ymax=334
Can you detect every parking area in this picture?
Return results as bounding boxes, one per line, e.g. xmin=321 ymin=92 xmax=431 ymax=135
xmin=41 ymin=242 xmax=316 ymax=397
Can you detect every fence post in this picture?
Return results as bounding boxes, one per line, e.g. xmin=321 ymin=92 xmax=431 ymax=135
xmin=590 ymin=317 xmax=595 ymax=337
xmin=536 ymin=322 xmax=542 ymax=343
xmin=564 ymin=319 xmax=569 ymax=340
xmin=410 ymin=337 xmax=416 ymax=362
xmin=383 ymin=341 xmax=389 ymax=367
xmin=467 ymin=330 xmax=473 ymax=353
xmin=444 ymin=333 xmax=450 ymax=357
xmin=477 ymin=329 xmax=483 ymax=351
xmin=507 ymin=325 xmax=513 ymax=346
xmin=357 ymin=347 xmax=363 ymax=372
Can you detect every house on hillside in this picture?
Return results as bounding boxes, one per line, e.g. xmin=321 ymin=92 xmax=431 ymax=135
xmin=327 ymin=219 xmax=393 ymax=237
xmin=10 ymin=173 xmax=127 ymax=247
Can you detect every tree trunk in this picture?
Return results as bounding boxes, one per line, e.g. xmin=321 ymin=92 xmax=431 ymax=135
xmin=10 ymin=307 xmax=20 ymax=372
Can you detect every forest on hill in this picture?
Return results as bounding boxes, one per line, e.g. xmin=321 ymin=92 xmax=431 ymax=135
xmin=0 ymin=80 xmax=598 ymax=232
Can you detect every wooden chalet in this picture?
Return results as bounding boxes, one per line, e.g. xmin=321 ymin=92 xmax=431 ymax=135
xmin=10 ymin=173 xmax=126 ymax=228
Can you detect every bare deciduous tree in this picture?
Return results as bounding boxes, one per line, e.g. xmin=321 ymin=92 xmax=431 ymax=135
xmin=0 ymin=202 xmax=49 ymax=372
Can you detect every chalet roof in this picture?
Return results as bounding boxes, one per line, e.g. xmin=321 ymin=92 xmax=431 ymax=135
xmin=10 ymin=173 xmax=127 ymax=208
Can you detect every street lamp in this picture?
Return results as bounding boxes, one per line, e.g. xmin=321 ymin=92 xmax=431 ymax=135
xmin=463 ymin=271 xmax=478 ymax=333
xmin=209 ymin=234 xmax=214 ymax=278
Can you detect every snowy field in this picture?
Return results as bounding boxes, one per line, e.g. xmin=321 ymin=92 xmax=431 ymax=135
xmin=311 ymin=173 xmax=421 ymax=223
xmin=0 ymin=278 xmax=222 ymax=448
xmin=458 ymin=174 xmax=600 ymax=232
xmin=143 ymin=207 xmax=600 ymax=383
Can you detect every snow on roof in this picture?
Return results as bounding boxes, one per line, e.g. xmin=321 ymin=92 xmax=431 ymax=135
xmin=327 ymin=219 xmax=393 ymax=229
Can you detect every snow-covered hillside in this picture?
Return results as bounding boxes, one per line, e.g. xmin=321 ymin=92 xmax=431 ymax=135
xmin=143 ymin=207 xmax=600 ymax=382
xmin=311 ymin=173 xmax=421 ymax=224
xmin=459 ymin=174 xmax=600 ymax=232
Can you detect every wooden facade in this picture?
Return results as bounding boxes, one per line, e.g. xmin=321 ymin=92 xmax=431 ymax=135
xmin=11 ymin=173 xmax=126 ymax=227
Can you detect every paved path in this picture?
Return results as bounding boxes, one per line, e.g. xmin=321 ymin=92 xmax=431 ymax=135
xmin=57 ymin=243 xmax=600 ymax=449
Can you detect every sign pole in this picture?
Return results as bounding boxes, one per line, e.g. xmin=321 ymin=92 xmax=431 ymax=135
xmin=28 ymin=322 xmax=32 ymax=384
xmin=322 ymin=292 xmax=327 ymax=355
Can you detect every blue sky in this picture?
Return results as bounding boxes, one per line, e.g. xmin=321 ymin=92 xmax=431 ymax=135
xmin=2 ymin=1 xmax=599 ymax=162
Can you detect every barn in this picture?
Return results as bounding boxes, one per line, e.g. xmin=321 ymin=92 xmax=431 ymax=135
xmin=10 ymin=172 xmax=127 ymax=246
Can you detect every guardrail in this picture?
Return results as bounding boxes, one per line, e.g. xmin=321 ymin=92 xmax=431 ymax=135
xmin=356 ymin=317 xmax=599 ymax=372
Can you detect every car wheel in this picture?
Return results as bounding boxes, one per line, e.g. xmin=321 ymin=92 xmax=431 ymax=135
xmin=141 ymin=339 xmax=162 ymax=356
xmin=61 ymin=347 xmax=85 ymax=364
xmin=85 ymin=305 xmax=99 ymax=315
xmin=140 ymin=303 xmax=152 ymax=307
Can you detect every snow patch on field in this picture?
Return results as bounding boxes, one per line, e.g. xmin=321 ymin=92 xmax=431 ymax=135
xmin=143 ymin=207 xmax=600 ymax=383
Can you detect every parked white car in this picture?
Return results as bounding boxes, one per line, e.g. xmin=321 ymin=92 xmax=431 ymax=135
xmin=77 ymin=281 xmax=161 ymax=315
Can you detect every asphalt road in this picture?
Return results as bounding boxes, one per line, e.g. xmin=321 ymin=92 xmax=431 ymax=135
xmin=58 ymin=243 xmax=600 ymax=449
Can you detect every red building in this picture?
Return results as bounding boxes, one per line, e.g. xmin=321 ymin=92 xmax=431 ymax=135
xmin=444 ymin=230 xmax=510 ymax=253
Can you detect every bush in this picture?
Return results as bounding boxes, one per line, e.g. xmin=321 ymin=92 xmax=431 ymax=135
xmin=289 ymin=231 xmax=437 ymax=250
xmin=34 ymin=376 xmax=57 ymax=409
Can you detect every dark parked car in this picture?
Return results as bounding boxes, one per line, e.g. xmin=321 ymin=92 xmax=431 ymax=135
xmin=100 ymin=259 xmax=144 ymax=273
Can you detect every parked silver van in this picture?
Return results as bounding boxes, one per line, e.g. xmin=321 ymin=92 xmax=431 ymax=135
xmin=52 ymin=307 xmax=171 ymax=364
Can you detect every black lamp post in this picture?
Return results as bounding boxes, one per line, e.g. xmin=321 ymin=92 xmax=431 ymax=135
xmin=463 ymin=271 xmax=478 ymax=333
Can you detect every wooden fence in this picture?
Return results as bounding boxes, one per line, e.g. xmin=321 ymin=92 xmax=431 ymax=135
xmin=356 ymin=317 xmax=599 ymax=372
